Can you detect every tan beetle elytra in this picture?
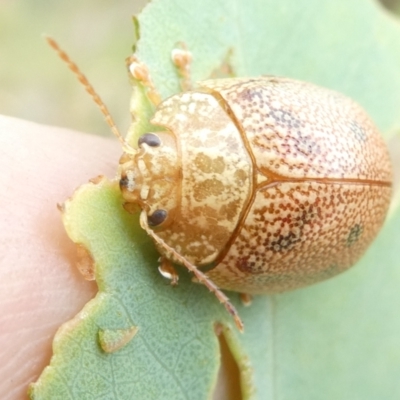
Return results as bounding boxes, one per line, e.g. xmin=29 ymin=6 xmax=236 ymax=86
xmin=47 ymin=37 xmax=392 ymax=332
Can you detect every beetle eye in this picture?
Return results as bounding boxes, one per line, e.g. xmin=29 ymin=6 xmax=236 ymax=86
xmin=119 ymin=175 xmax=129 ymax=189
xmin=148 ymin=209 xmax=167 ymax=226
xmin=138 ymin=133 xmax=161 ymax=147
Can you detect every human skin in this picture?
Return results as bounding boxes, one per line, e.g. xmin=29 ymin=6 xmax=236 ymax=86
xmin=0 ymin=115 xmax=120 ymax=399
xmin=0 ymin=115 xmax=239 ymax=400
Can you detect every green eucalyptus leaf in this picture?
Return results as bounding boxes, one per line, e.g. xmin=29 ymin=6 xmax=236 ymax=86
xmin=30 ymin=0 xmax=400 ymax=399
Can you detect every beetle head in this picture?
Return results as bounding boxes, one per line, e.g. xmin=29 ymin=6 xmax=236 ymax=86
xmin=119 ymin=131 xmax=181 ymax=228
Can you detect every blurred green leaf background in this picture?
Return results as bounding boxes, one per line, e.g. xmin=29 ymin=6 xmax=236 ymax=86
xmin=0 ymin=0 xmax=147 ymax=137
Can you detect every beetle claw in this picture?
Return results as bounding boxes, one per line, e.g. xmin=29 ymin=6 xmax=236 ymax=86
xmin=158 ymin=258 xmax=179 ymax=286
xmin=240 ymin=293 xmax=252 ymax=307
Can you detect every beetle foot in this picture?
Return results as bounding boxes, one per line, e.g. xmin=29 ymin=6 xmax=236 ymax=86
xmin=240 ymin=293 xmax=252 ymax=307
xmin=171 ymin=43 xmax=193 ymax=91
xmin=126 ymin=55 xmax=162 ymax=106
xmin=158 ymin=257 xmax=179 ymax=286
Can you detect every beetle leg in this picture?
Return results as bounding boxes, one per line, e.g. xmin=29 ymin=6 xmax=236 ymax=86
xmin=171 ymin=43 xmax=193 ymax=91
xmin=239 ymin=293 xmax=252 ymax=307
xmin=158 ymin=257 xmax=179 ymax=286
xmin=139 ymin=211 xmax=244 ymax=332
xmin=126 ymin=55 xmax=162 ymax=106
xmin=209 ymin=48 xmax=235 ymax=79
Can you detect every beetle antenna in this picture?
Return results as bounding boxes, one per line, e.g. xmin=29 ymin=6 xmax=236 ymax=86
xmin=139 ymin=211 xmax=244 ymax=332
xmin=45 ymin=36 xmax=135 ymax=154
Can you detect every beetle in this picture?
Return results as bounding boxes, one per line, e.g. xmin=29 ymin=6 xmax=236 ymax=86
xmin=47 ymin=38 xmax=392 ymax=331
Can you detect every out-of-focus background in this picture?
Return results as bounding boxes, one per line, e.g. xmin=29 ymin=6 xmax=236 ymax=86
xmin=0 ymin=0 xmax=399 ymax=138
xmin=0 ymin=0 xmax=147 ymax=137
xmin=381 ymin=0 xmax=400 ymax=13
